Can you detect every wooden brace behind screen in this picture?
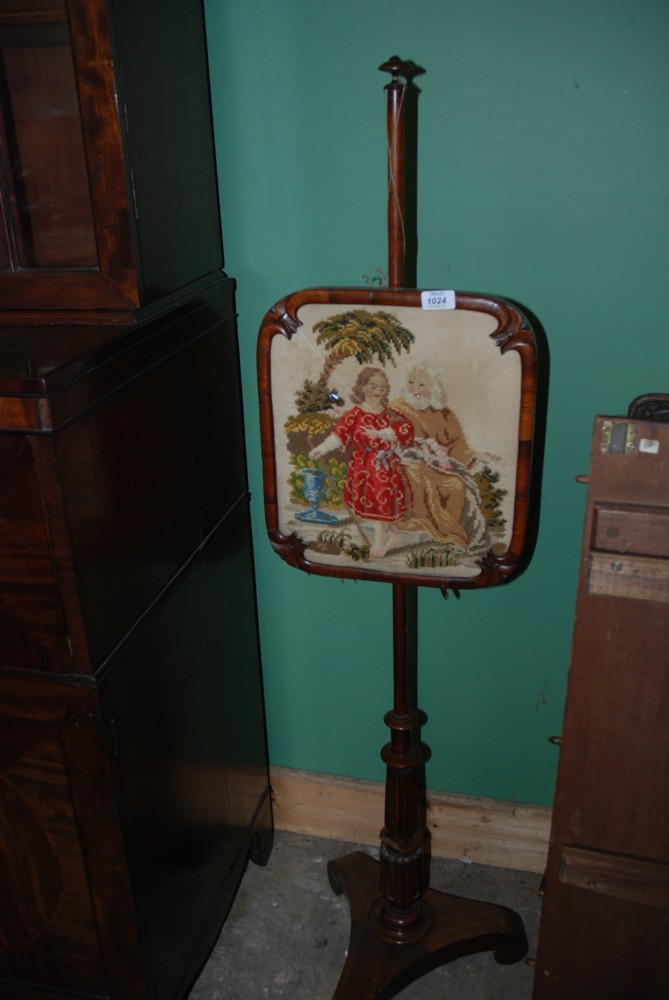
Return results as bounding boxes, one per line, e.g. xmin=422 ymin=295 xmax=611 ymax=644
xmin=258 ymin=287 xmax=539 ymax=589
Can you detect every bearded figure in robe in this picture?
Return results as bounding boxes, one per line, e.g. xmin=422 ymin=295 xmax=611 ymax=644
xmin=392 ymin=365 xmax=488 ymax=551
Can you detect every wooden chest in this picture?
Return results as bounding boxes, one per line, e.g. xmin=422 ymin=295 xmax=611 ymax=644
xmin=534 ymin=413 xmax=669 ymax=999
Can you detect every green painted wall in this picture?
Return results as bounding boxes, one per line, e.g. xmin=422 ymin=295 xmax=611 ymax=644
xmin=203 ymin=0 xmax=669 ymax=806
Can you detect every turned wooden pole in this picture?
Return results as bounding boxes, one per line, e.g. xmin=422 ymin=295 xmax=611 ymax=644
xmin=369 ymin=582 xmax=432 ymax=944
xmin=380 ymin=55 xmax=409 ymax=288
xmin=325 ymin=59 xmax=528 ymax=996
xmin=370 ymin=57 xmax=432 ymax=946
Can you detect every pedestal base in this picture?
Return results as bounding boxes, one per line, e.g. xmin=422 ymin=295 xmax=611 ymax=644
xmin=327 ymin=851 xmax=527 ymax=1000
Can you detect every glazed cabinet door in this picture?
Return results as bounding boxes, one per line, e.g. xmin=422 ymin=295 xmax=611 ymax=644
xmin=0 ymin=0 xmax=137 ymax=310
xmin=0 ymin=0 xmax=222 ymax=313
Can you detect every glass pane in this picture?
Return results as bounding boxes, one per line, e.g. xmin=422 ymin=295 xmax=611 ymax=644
xmin=0 ymin=3 xmax=98 ymax=270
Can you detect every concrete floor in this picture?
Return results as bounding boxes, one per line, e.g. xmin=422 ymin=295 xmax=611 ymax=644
xmin=190 ymin=831 xmax=543 ymax=999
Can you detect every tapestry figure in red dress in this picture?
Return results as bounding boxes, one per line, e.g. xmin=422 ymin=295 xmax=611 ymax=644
xmin=310 ymin=367 xmax=414 ymax=557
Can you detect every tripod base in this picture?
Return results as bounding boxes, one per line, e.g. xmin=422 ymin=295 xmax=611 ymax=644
xmin=327 ymin=851 xmax=527 ymax=1000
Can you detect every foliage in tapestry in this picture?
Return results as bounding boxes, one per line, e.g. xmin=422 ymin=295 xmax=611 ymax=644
xmin=288 ymin=451 xmax=347 ymax=508
xmin=475 ymin=466 xmax=507 ymax=531
xmin=312 ymin=310 xmax=414 ymax=384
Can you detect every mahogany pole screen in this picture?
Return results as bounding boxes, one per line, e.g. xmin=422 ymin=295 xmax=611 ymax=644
xmin=258 ymin=288 xmax=537 ymax=589
xmin=257 ymin=56 xmax=539 ymax=999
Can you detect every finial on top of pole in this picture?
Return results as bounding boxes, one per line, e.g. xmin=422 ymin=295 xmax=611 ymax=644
xmin=378 ymin=55 xmax=418 ymax=85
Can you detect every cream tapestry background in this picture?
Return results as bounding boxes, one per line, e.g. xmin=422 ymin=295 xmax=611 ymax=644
xmin=270 ymin=303 xmax=522 ymax=581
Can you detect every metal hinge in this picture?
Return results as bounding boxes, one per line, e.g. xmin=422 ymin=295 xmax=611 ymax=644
xmin=600 ymin=420 xmax=637 ymax=454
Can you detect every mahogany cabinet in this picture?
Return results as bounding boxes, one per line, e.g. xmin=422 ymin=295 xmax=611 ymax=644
xmin=0 ymin=286 xmax=273 ymax=1000
xmin=533 ymin=413 xmax=669 ymax=1000
xmin=0 ymin=2 xmax=272 ymax=997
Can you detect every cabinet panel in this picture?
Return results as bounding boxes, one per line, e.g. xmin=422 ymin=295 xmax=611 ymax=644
xmin=57 ymin=355 xmax=201 ymax=667
xmin=184 ymin=314 xmax=248 ymax=538
xmin=105 ymin=500 xmax=267 ymax=1000
xmin=206 ymin=504 xmax=270 ymax=834
xmin=0 ymin=678 xmax=141 ymax=997
xmin=0 ymin=6 xmax=97 ymax=270
xmin=0 ymin=0 xmax=136 ymax=310
xmin=0 ymin=435 xmax=72 ymax=672
xmin=53 ymin=299 xmax=249 ymax=670
xmin=108 ymin=0 xmax=223 ymax=300
xmin=534 ymin=415 xmax=669 ymax=1000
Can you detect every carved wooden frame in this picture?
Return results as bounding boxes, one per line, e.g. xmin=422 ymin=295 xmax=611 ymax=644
xmin=258 ymin=286 xmax=539 ymax=590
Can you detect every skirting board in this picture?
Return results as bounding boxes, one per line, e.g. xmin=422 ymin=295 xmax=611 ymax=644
xmin=270 ymin=767 xmax=551 ymax=874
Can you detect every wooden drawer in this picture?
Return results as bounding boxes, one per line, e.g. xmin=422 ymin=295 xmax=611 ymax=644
xmin=592 ymin=502 xmax=669 ymax=558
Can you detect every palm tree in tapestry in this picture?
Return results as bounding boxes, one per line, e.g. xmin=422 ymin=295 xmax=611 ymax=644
xmin=313 ymin=309 xmax=414 ymax=389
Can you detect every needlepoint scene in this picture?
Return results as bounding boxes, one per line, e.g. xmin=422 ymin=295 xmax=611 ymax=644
xmin=264 ymin=293 xmax=535 ymax=585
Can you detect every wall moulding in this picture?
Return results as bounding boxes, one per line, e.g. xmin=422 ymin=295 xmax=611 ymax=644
xmin=270 ymin=766 xmax=550 ymax=874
